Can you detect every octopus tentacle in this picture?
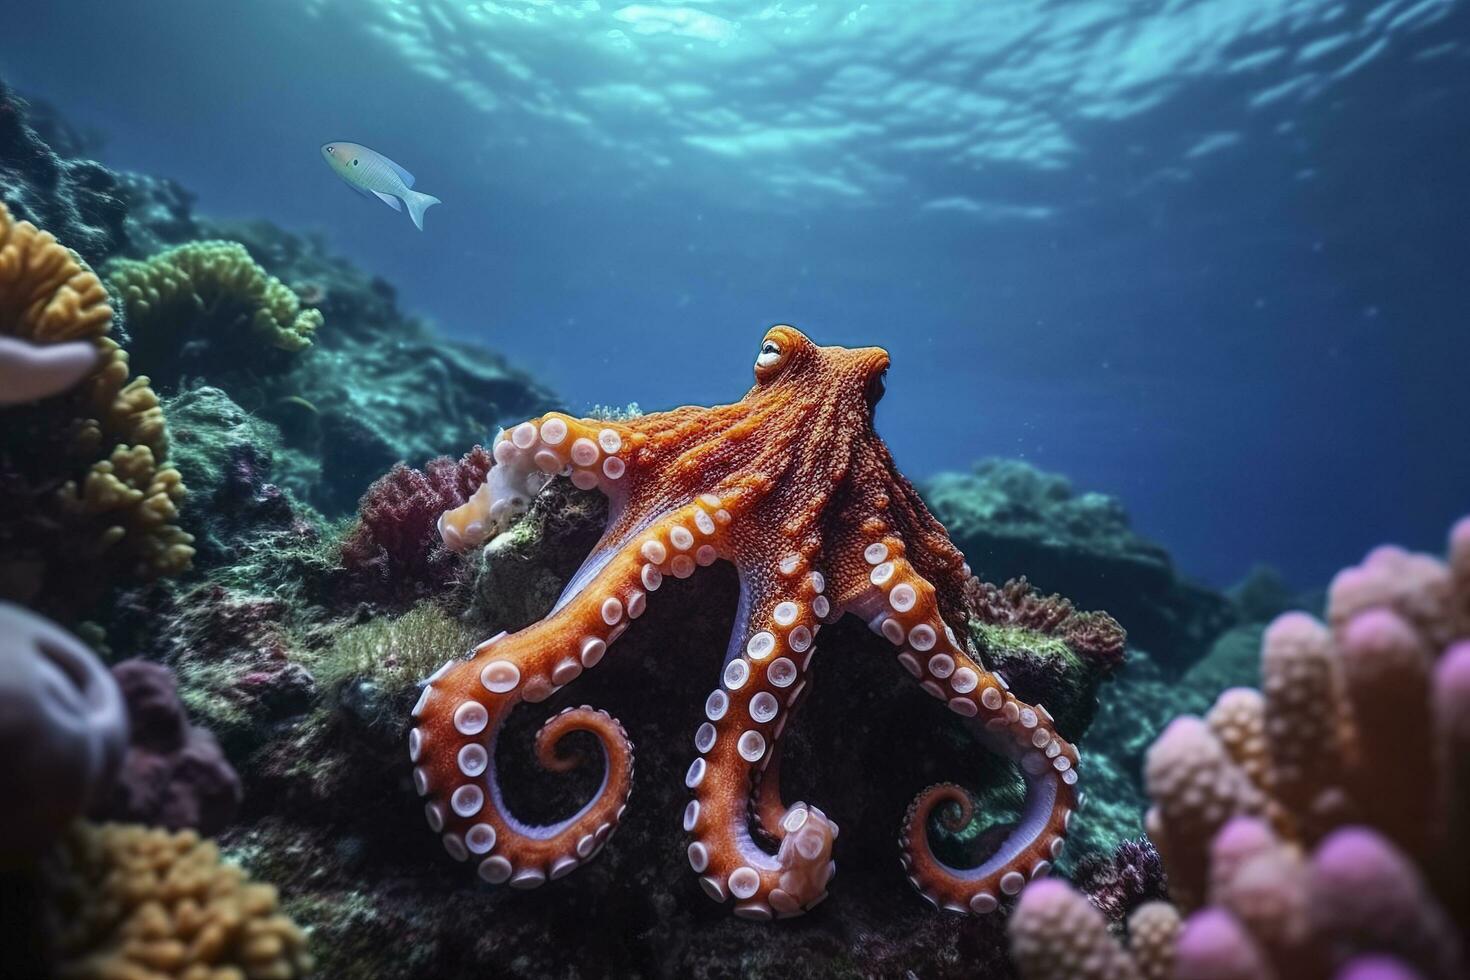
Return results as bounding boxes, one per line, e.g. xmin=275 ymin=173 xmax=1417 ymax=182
xmin=413 ymin=495 xmax=730 ymax=887
xmin=847 ymin=532 xmax=1079 ymax=914
xmin=438 ymin=412 xmax=643 ymax=552
xmin=684 ymin=568 xmax=838 ymax=920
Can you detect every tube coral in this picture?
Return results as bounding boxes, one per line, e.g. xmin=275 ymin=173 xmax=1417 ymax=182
xmin=1009 ymin=515 xmax=1470 ymax=980
xmin=0 ymin=202 xmax=193 ymax=618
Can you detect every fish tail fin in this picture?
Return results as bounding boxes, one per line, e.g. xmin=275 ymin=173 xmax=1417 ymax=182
xmin=404 ymin=189 xmax=441 ymax=231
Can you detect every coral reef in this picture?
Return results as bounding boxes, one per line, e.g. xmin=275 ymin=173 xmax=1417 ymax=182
xmin=42 ymin=822 xmax=312 ymax=979
xmin=105 ymin=239 xmax=323 ymax=388
xmin=0 ymin=603 xmax=127 ymax=867
xmin=925 ymin=459 xmax=1234 ymax=664
xmin=0 ymin=91 xmax=1198 ymax=975
xmin=98 ymin=659 xmax=243 ymax=834
xmin=1009 ymin=516 xmax=1470 ymax=980
xmin=0 ymin=200 xmax=193 ymax=619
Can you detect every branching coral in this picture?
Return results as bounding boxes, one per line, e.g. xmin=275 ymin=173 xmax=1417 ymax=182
xmin=0 ymin=202 xmax=193 ymax=617
xmin=106 ymin=240 xmax=322 ymax=387
xmin=1009 ymin=516 xmax=1470 ymax=980
xmin=44 ymin=822 xmax=312 ymax=979
xmin=338 ymin=445 xmax=492 ymax=603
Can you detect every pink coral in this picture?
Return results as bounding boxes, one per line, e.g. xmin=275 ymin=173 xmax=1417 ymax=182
xmin=1010 ymin=514 xmax=1470 ymax=980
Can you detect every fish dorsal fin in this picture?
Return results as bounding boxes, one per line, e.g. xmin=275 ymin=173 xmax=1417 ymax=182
xmin=372 ymin=190 xmax=403 ymax=211
xmin=385 ymin=157 xmax=415 ymax=188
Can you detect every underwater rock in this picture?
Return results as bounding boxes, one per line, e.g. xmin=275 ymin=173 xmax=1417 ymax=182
xmin=0 ymin=81 xmax=127 ymax=266
xmin=163 ymin=384 xmax=319 ymax=566
xmin=924 ymin=459 xmax=1234 ymax=666
xmin=1227 ymin=562 xmax=1302 ymax=624
xmin=98 ymin=658 xmax=242 ymax=834
xmin=964 ymin=576 xmax=1127 ymax=738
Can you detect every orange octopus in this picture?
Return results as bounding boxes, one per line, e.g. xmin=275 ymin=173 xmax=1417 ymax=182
xmin=410 ymin=326 xmax=1081 ymax=919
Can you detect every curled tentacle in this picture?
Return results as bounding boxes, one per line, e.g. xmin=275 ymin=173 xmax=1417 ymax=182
xmin=685 ymin=565 xmax=839 ymax=920
xmin=415 ymin=477 xmax=735 ymax=888
xmin=409 ymin=621 xmax=634 ymax=890
xmin=845 ymin=532 xmax=1079 ymax=914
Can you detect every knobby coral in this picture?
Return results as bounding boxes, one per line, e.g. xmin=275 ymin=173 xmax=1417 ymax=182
xmin=1009 ymin=515 xmax=1470 ymax=980
xmin=106 ymin=240 xmax=322 ymax=387
xmin=44 ymin=822 xmax=312 ymax=980
xmin=0 ymin=201 xmax=193 ymax=617
xmin=99 ymin=659 xmax=243 ymax=835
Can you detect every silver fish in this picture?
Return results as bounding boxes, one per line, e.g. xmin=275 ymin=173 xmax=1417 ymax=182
xmin=321 ymin=141 xmax=441 ymax=230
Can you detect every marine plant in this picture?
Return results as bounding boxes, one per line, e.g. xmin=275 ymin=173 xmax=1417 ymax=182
xmin=0 ymin=201 xmax=193 ymax=619
xmin=1008 ymin=516 xmax=1470 ymax=980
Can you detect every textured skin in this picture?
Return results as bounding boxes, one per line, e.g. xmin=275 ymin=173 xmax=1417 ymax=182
xmin=410 ymin=326 xmax=1081 ymax=918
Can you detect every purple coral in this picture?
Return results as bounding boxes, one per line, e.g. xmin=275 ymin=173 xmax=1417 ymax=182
xmin=338 ymin=445 xmax=493 ymax=599
xmin=0 ymin=603 xmax=127 ymax=866
xmin=96 ymin=659 xmax=241 ymax=835
xmin=1072 ymin=837 xmax=1168 ymax=926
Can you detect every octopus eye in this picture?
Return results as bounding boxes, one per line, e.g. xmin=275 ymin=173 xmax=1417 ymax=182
xmin=756 ymin=340 xmax=782 ymax=369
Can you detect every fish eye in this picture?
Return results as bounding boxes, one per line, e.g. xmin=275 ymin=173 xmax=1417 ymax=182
xmin=352 ymin=159 xmax=359 ymax=166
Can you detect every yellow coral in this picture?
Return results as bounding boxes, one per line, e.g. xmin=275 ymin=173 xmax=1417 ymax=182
xmin=46 ymin=823 xmax=312 ymax=980
xmin=107 ymin=241 xmax=322 ymax=354
xmin=0 ymin=207 xmax=113 ymax=344
xmin=0 ymin=203 xmax=193 ymax=603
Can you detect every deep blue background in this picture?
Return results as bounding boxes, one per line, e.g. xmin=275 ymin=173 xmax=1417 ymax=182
xmin=6 ymin=0 xmax=1468 ymax=588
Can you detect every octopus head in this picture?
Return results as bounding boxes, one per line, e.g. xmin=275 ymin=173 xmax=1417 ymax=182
xmin=752 ymin=325 xmax=890 ymax=412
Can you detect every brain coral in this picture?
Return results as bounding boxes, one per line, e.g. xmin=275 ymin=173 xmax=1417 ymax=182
xmin=1009 ymin=515 xmax=1470 ymax=980
xmin=0 ymin=202 xmax=193 ymax=617
xmin=44 ymin=822 xmax=312 ymax=980
xmin=0 ymin=603 xmax=128 ymax=868
xmin=106 ymin=240 xmax=322 ymax=388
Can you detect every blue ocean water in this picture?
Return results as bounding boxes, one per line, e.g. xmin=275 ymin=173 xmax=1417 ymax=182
xmin=7 ymin=0 xmax=1468 ymax=588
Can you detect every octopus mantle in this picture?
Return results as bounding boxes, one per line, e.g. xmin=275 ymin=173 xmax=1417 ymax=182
xmin=408 ymin=326 xmax=1081 ymax=920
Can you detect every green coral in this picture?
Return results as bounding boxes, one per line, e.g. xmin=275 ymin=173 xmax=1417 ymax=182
xmin=105 ymin=241 xmax=322 ymax=388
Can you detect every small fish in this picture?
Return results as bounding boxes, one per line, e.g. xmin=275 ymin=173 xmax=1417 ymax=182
xmin=321 ymin=141 xmax=441 ymax=231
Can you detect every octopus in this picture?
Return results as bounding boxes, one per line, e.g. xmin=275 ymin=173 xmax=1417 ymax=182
xmin=409 ymin=326 xmax=1081 ymax=919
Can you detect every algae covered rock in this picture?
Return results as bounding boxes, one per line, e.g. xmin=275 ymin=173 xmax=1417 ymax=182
xmin=924 ymin=459 xmax=1234 ymax=666
xmin=0 ymin=82 xmax=128 ymax=265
